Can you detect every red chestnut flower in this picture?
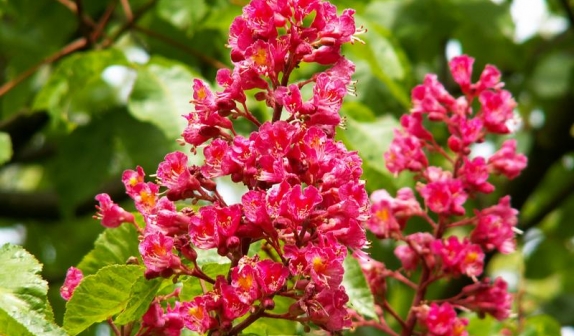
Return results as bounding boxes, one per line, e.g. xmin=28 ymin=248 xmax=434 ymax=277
xmin=60 ymin=267 xmax=83 ymax=301
xmin=94 ymin=193 xmax=134 ymax=228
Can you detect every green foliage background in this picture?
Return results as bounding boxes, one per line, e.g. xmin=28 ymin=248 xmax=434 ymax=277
xmin=1 ymin=0 xmax=574 ymax=334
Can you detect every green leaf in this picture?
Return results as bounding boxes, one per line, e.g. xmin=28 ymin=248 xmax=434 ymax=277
xmin=343 ymin=115 xmax=398 ymax=175
xmin=63 ymin=264 xmax=144 ymax=335
xmin=32 ymin=49 xmax=129 ymax=126
xmin=347 ymin=18 xmax=411 ymax=108
xmin=521 ymin=314 xmax=561 ymax=336
xmin=77 ymin=224 xmax=140 ymax=276
xmin=342 ymin=255 xmax=377 ymax=320
xmin=128 ymin=57 xmax=199 ymax=140
xmin=0 ymin=132 xmax=13 ymax=165
xmin=0 ymin=244 xmax=65 ymax=336
xmin=47 ymin=115 xmax=117 ymax=214
xmin=114 ymin=277 xmax=163 ymax=325
xmin=156 ymin=0 xmax=207 ymax=35
xmin=180 ymin=276 xmax=205 ymax=301
xmin=243 ymin=296 xmax=298 ymax=335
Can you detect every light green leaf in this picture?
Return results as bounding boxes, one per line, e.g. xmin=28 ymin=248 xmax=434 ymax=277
xmin=0 ymin=132 xmax=13 ymax=165
xmin=63 ymin=264 xmax=144 ymax=335
xmin=342 ymin=255 xmax=377 ymax=320
xmin=77 ymin=223 xmax=140 ymax=276
xmin=347 ymin=18 xmax=411 ymax=108
xmin=156 ymin=0 xmax=207 ymax=35
xmin=0 ymin=244 xmax=66 ymax=336
xmin=180 ymin=276 xmax=205 ymax=301
xmin=32 ymin=49 xmax=129 ymax=126
xmin=521 ymin=314 xmax=561 ymax=336
xmin=114 ymin=277 xmax=163 ymax=325
xmin=128 ymin=57 xmax=199 ymax=140
xmin=344 ymin=115 xmax=398 ymax=175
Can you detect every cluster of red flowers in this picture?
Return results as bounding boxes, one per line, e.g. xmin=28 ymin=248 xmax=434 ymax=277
xmin=60 ymin=0 xmax=528 ymax=334
xmin=63 ymin=0 xmax=368 ymax=334
xmin=362 ymin=55 xmax=526 ymax=335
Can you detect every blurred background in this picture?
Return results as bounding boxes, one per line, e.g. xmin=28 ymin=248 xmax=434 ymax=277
xmin=1 ymin=0 xmax=573 ymax=335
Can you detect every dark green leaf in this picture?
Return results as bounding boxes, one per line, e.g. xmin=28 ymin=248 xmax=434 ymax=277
xmin=47 ymin=116 xmax=115 ymax=214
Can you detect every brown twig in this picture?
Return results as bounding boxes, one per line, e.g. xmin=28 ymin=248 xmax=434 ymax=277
xmin=55 ymin=0 xmax=77 ymax=13
xmin=0 ymin=38 xmax=88 ymax=97
xmin=101 ymin=0 xmax=158 ymax=48
xmin=91 ymin=1 xmax=117 ymax=43
xmin=55 ymin=0 xmax=96 ymax=27
xmin=120 ymin=0 xmax=134 ymax=21
xmin=132 ymin=25 xmax=228 ymax=69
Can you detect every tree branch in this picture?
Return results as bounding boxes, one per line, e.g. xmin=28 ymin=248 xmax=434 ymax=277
xmin=132 ymin=25 xmax=228 ymax=69
xmin=0 ymin=38 xmax=88 ymax=97
xmin=120 ymin=0 xmax=133 ymax=22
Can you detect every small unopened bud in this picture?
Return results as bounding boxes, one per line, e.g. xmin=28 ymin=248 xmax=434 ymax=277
xmin=181 ymin=244 xmax=197 ymax=262
xmin=254 ymin=91 xmax=267 ymax=101
xmin=262 ymin=298 xmax=275 ymax=310
xmin=226 ymin=236 xmax=241 ymax=250
xmin=217 ymin=245 xmax=228 ymax=257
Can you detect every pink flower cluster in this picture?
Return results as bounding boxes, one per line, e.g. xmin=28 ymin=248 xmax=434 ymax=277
xmin=63 ymin=0 xmax=368 ymax=334
xmin=362 ymin=55 xmax=526 ymax=335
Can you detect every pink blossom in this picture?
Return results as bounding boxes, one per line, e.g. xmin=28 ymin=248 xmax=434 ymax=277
xmin=401 ymin=112 xmax=433 ymax=141
xmin=230 ymin=261 xmax=260 ymax=304
xmin=304 ymin=243 xmax=345 ymax=289
xmin=432 ymin=236 xmax=484 ymax=277
xmin=447 ymin=116 xmax=484 ymax=153
xmin=471 ymin=196 xmax=518 ymax=253
xmin=394 ymin=233 xmax=435 ymax=271
xmin=422 ymin=302 xmax=469 ymax=336
xmin=460 ymin=277 xmax=512 ymax=320
xmin=141 ymin=302 xmax=183 ymax=336
xmin=385 ymin=130 xmax=428 ymax=174
xmin=418 ymin=173 xmax=467 ymax=215
xmin=94 ymin=193 xmax=134 ymax=228
xmin=60 ymin=267 xmax=83 ymax=301
xmin=411 ymin=74 xmax=457 ymax=120
xmin=201 ymin=138 xmax=229 ymax=178
xmin=139 ymin=232 xmax=181 ymax=278
xmin=488 ymin=139 xmax=527 ymax=179
xmin=475 ymin=64 xmax=502 ymax=92
xmin=215 ymin=276 xmax=251 ymax=321
xmin=449 ymin=55 xmax=474 ymax=93
xmin=283 ymin=184 xmax=322 ymax=223
xmin=156 ymin=151 xmax=200 ymax=201
xmin=305 ymin=286 xmax=351 ymax=331
xmin=122 ymin=166 xmax=145 ymax=194
xmin=179 ymin=296 xmax=216 ymax=334
xmin=256 ymin=259 xmax=289 ymax=296
xmin=459 ymin=157 xmax=495 ymax=194
xmin=479 ymin=90 xmax=516 ymax=134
